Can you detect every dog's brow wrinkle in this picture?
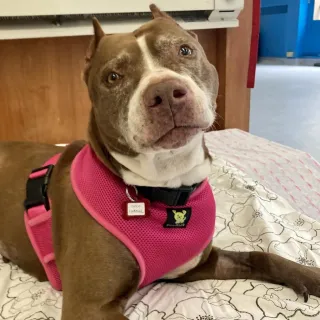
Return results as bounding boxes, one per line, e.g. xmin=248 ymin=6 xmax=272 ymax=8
xmin=102 ymin=52 xmax=130 ymax=70
xmin=157 ymin=35 xmax=180 ymax=46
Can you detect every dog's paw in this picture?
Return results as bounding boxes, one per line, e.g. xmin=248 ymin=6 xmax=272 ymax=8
xmin=288 ymin=266 xmax=320 ymax=302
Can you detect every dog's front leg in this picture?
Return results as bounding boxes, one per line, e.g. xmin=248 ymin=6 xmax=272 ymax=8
xmin=61 ymin=296 xmax=129 ymax=320
xmin=60 ymin=282 xmax=133 ymax=320
xmin=176 ymin=247 xmax=320 ymax=301
xmin=57 ymin=248 xmax=138 ymax=320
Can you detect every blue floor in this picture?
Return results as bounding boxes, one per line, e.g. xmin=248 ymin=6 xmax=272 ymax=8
xmin=250 ymin=64 xmax=320 ymax=161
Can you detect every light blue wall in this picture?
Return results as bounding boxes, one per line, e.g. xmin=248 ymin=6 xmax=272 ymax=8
xmin=295 ymin=0 xmax=309 ymax=57
xmin=260 ymin=0 xmax=320 ymax=58
xmin=301 ymin=0 xmax=320 ymax=57
xmin=260 ymin=1 xmax=288 ymax=57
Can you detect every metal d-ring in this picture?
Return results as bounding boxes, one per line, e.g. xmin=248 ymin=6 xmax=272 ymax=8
xmin=125 ymin=185 xmax=138 ymax=202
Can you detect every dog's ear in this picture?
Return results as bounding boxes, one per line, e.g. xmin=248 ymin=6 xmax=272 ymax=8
xmin=83 ymin=18 xmax=105 ymax=83
xmin=150 ymin=4 xmax=174 ymax=20
xmin=149 ymin=4 xmax=198 ymax=41
xmin=188 ymin=30 xmax=198 ymax=41
xmin=92 ymin=17 xmax=105 ymax=46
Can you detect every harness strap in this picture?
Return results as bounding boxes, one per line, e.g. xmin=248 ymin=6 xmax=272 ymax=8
xmin=24 ymin=154 xmax=62 ymax=291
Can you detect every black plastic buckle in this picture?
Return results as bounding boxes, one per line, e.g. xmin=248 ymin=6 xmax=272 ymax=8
xmin=24 ymin=164 xmax=54 ymax=212
xmin=170 ymin=186 xmax=197 ymax=206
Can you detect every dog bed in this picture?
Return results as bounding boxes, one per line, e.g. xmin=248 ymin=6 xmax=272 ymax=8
xmin=0 ymin=130 xmax=319 ymax=320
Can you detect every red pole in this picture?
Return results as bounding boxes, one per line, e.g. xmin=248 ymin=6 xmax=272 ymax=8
xmin=247 ymin=0 xmax=260 ymax=88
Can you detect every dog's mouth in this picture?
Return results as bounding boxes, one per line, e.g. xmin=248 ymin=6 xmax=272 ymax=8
xmin=153 ymin=126 xmax=203 ymax=149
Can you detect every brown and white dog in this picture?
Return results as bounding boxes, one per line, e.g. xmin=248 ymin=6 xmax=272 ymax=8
xmin=1 ymin=5 xmax=320 ymax=320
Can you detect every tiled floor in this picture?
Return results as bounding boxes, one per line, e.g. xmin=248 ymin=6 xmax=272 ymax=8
xmin=250 ymin=64 xmax=320 ymax=161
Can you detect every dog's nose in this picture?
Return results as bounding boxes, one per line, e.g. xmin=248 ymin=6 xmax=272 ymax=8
xmin=143 ymin=80 xmax=189 ymax=108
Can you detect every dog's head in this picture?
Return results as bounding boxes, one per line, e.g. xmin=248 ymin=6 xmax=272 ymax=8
xmin=84 ymin=4 xmax=218 ymax=159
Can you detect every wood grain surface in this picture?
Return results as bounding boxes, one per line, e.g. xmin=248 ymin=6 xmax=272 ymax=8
xmin=215 ymin=0 xmax=253 ymax=131
xmin=0 ymin=36 xmax=91 ymax=143
xmin=0 ymin=8 xmax=252 ymax=143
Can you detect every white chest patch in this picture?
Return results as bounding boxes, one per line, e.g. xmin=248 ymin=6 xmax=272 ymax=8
xmin=111 ymin=134 xmax=211 ymax=187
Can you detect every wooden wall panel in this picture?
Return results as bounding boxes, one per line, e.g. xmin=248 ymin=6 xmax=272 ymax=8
xmin=195 ymin=29 xmax=217 ymax=65
xmin=0 ymin=36 xmax=91 ymax=144
xmin=215 ymin=0 xmax=253 ymax=131
xmin=0 ymin=10 xmax=252 ymax=143
xmin=0 ymin=32 xmax=219 ymax=144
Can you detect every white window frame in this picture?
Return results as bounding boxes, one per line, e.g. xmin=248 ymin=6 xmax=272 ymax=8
xmin=314 ymin=0 xmax=320 ymax=20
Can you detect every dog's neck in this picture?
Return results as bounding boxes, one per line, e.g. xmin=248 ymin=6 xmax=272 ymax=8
xmin=111 ymin=134 xmax=212 ymax=188
xmin=88 ymin=113 xmax=211 ymax=188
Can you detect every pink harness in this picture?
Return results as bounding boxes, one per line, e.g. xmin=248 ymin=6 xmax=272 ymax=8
xmin=24 ymin=145 xmax=216 ymax=290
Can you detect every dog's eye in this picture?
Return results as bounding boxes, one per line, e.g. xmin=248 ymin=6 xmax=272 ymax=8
xmin=179 ymin=45 xmax=193 ymax=56
xmin=107 ymin=72 xmax=121 ymax=83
